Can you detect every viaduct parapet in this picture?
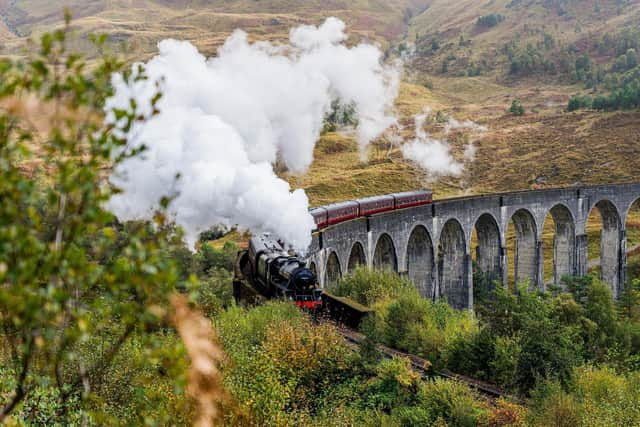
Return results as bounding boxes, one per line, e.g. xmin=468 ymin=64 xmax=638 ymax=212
xmin=306 ymin=183 xmax=640 ymax=310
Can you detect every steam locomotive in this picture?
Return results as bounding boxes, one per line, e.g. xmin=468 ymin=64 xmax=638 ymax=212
xmin=234 ymin=234 xmax=323 ymax=309
xmin=233 ymin=190 xmax=433 ymax=315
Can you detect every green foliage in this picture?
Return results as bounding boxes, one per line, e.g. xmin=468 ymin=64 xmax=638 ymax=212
xmin=441 ymin=58 xmax=449 ymax=74
xmin=472 ymin=285 xmax=585 ymax=392
xmin=197 ymin=224 xmax=230 ymax=243
xmin=335 ymin=269 xmax=479 ymax=371
xmin=543 ymin=33 xmax=556 ymax=50
xmin=567 ymin=94 xmax=593 ymax=111
xmin=362 ymin=358 xmax=489 ymax=426
xmin=199 ymin=241 xmax=239 ymax=274
xmin=507 ymin=43 xmax=556 ymax=76
xmin=329 ymin=266 xmax=415 ymax=307
xmin=619 ymin=278 xmax=640 ymax=321
xmin=322 ymin=99 xmax=358 ymax=134
xmin=476 ymin=14 xmax=504 ymax=28
xmin=215 ymin=302 xmax=489 ymax=426
xmin=509 ymin=99 xmax=524 ymax=116
xmin=509 ymin=99 xmax=525 ymax=115
xmin=196 ymin=268 xmax=234 ymax=317
xmin=529 ymin=366 xmax=640 ymax=426
xmin=0 ymin=22 xmax=190 ymax=423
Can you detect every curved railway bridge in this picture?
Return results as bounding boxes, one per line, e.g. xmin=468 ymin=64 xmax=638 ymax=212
xmin=306 ymin=183 xmax=640 ymax=310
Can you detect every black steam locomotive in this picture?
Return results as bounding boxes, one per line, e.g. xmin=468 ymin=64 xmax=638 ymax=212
xmin=234 ymin=234 xmax=323 ymax=309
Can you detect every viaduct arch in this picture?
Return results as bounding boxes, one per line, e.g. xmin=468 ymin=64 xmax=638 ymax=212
xmin=309 ymin=183 xmax=640 ymax=309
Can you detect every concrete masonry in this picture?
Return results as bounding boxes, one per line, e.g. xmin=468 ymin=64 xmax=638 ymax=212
xmin=307 ymin=183 xmax=640 ymax=310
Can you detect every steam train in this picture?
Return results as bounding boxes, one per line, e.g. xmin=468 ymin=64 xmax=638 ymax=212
xmin=233 ymin=190 xmax=433 ymax=318
xmin=234 ymin=234 xmax=323 ymax=309
xmin=309 ymin=190 xmax=433 ymax=231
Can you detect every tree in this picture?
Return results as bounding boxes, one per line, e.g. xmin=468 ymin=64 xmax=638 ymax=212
xmin=476 ymin=14 xmax=504 ymax=28
xmin=627 ymin=48 xmax=638 ymax=69
xmin=0 ymin=18 xmax=191 ymax=423
xmin=567 ymin=95 xmax=593 ymax=111
xmin=510 ymin=99 xmax=525 ymax=115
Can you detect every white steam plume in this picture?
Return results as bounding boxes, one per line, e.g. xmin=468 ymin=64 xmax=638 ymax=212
xmin=401 ymin=110 xmax=463 ymax=177
xmin=444 ymin=117 xmax=488 ymax=134
xmin=401 ymin=109 xmax=487 ymax=177
xmin=105 ymin=18 xmax=399 ymax=250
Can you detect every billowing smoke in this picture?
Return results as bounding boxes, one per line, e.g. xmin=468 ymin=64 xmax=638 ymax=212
xmin=401 ymin=108 xmax=486 ymax=178
xmin=105 ymin=17 xmax=399 ymax=250
xmin=401 ymin=110 xmax=464 ymax=177
xmin=444 ymin=117 xmax=488 ymax=134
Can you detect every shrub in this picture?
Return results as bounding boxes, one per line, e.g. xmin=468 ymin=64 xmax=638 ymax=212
xmin=197 ymin=268 xmax=234 ymax=317
xmin=322 ymin=98 xmax=359 ymax=133
xmin=199 ymin=241 xmax=238 ymax=274
xmin=490 ymin=335 xmax=522 ymax=389
xmin=364 ymin=357 xmax=421 ymax=411
xmin=529 ymin=367 xmax=640 ymax=426
xmin=574 ymin=366 xmax=640 ymax=424
xmin=477 ymin=14 xmax=505 ymax=28
xmin=329 ymin=267 xmax=415 ymax=307
xmin=216 ymin=302 xmax=361 ymax=425
xmin=567 ymin=94 xmax=593 ymax=111
xmin=509 ymin=99 xmax=525 ymax=115
xmin=486 ymin=398 xmax=528 ymax=427
xmin=360 ymin=285 xmax=479 ymax=370
xmin=198 ymin=225 xmax=229 ymax=243
xmin=418 ymin=378 xmax=488 ymax=426
xmin=528 ymin=380 xmax=582 ymax=427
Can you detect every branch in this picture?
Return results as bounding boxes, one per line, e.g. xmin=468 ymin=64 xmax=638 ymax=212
xmin=62 ymin=323 xmax=135 ymax=400
xmin=0 ymin=335 xmax=34 ymax=422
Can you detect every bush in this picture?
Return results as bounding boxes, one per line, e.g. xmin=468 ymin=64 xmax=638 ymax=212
xmin=322 ymin=98 xmax=359 ymax=133
xmin=486 ymin=398 xmax=528 ymax=427
xmin=198 ymin=225 xmax=229 ymax=243
xmin=417 ymin=378 xmax=488 ymax=426
xmin=354 ymin=277 xmax=479 ymax=370
xmin=329 ymin=267 xmax=415 ymax=307
xmin=215 ymin=302 xmax=363 ymax=425
xmin=567 ymin=94 xmax=593 ymax=111
xmin=509 ymin=99 xmax=525 ymax=115
xmin=490 ymin=335 xmax=522 ymax=389
xmin=477 ymin=14 xmax=505 ymax=28
xmin=529 ymin=366 xmax=640 ymax=426
xmin=197 ymin=268 xmax=234 ymax=317
xmin=528 ymin=380 xmax=582 ymax=427
xmin=199 ymin=241 xmax=238 ymax=274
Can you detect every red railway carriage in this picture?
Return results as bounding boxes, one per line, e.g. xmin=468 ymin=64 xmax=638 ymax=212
xmin=326 ymin=201 xmax=359 ymax=226
xmin=392 ymin=190 xmax=433 ymax=210
xmin=310 ymin=190 xmax=433 ymax=231
xmin=309 ymin=207 xmax=328 ymax=230
xmin=357 ymin=195 xmax=395 ymax=216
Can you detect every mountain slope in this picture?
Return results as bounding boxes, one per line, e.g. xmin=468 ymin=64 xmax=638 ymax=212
xmin=0 ymin=0 xmax=428 ymax=56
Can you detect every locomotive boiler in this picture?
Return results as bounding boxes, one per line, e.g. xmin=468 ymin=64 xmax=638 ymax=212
xmin=234 ymin=234 xmax=323 ymax=309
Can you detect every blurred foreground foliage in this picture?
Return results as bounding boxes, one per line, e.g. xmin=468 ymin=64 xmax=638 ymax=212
xmin=0 ymin=17 xmax=203 ymax=424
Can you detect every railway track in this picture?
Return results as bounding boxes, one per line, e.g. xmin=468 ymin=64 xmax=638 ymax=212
xmin=336 ymin=325 xmax=516 ymax=402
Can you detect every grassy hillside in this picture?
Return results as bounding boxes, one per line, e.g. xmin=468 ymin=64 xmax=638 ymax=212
xmin=286 ymin=79 xmax=640 ymax=206
xmin=0 ymin=0 xmax=427 ymax=57
xmin=2 ymin=1 xmax=639 ymax=203
xmin=407 ymin=0 xmax=640 ymax=78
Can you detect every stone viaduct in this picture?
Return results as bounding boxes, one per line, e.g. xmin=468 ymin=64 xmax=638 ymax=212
xmin=306 ymin=183 xmax=640 ymax=310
